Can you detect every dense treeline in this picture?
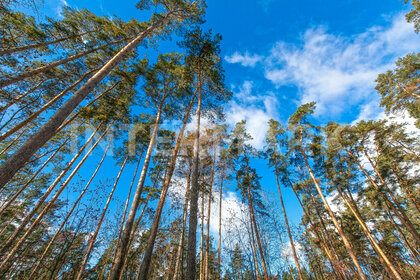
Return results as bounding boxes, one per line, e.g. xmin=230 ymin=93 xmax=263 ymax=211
xmin=0 ymin=0 xmax=418 ymax=279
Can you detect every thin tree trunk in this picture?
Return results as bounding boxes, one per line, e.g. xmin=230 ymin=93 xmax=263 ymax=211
xmin=390 ymin=163 xmax=420 ymax=213
xmin=0 ymin=38 xmax=127 ymax=89
xmin=173 ymin=167 xmax=192 ymax=280
xmin=0 ymin=122 xmax=112 ymax=274
xmin=0 ymin=13 xmax=172 ymax=189
xmin=199 ymin=193 xmax=205 ymax=280
xmin=0 ymin=68 xmax=102 ymax=142
xmin=245 ymin=157 xmax=269 ymax=279
xmin=108 ymin=148 xmax=144 ymax=276
xmin=204 ymin=145 xmax=217 ymax=280
xmin=28 ymin=140 xmax=111 ymax=279
xmin=108 ymin=102 xmax=164 ymax=280
xmin=249 ymin=210 xmax=261 ymax=280
xmin=298 ymin=143 xmax=366 ymax=280
xmin=0 ymin=31 xmax=92 ymax=56
xmin=217 ymin=169 xmax=225 ymax=280
xmin=76 ymin=155 xmax=129 ymax=280
xmin=186 ymin=67 xmax=202 ymax=280
xmin=273 ymin=160 xmax=303 ymax=280
xmin=135 ymin=92 xmax=197 ymax=280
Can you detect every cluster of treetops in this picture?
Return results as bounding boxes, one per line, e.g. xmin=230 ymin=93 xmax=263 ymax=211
xmin=0 ymin=0 xmax=418 ymax=279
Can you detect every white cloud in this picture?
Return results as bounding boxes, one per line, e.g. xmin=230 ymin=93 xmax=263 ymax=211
xmin=225 ymin=51 xmax=263 ymax=67
xmin=233 ymin=14 xmax=419 ymax=118
xmin=225 ymin=81 xmax=278 ymax=149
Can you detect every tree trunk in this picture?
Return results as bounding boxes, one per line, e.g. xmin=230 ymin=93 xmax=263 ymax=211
xmin=186 ymin=72 xmax=202 ymax=280
xmin=0 ymin=68 xmax=103 ymax=142
xmin=0 ymin=122 xmax=112 ymax=274
xmin=108 ymin=102 xmax=163 ymax=280
xmin=135 ymin=92 xmax=197 ymax=280
xmin=273 ymin=160 xmax=303 ymax=280
xmin=249 ymin=211 xmax=261 ymax=280
xmin=28 ymin=140 xmax=111 ymax=279
xmin=331 ymin=177 xmax=403 ymax=280
xmin=173 ymin=167 xmax=192 ymax=280
xmin=0 ymin=121 xmax=104 ymax=254
xmin=0 ymin=13 xmax=171 ymax=189
xmin=108 ymin=147 xmax=144 ymax=276
xmin=199 ymin=193 xmax=205 ymax=280
xmin=204 ymin=145 xmax=217 ymax=280
xmin=245 ymin=157 xmax=269 ymax=279
xmin=217 ymin=168 xmax=225 ymax=280
xmin=76 ymin=155 xmax=129 ymax=280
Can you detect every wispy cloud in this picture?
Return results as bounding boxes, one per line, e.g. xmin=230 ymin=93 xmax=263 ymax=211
xmin=264 ymin=14 xmax=420 ymax=117
xmin=225 ymin=51 xmax=263 ymax=67
xmin=226 ymin=81 xmax=278 ymax=149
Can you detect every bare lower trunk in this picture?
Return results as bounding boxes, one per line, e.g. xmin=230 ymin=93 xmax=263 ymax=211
xmin=0 ymin=14 xmax=170 ymax=189
xmin=204 ymin=145 xmax=216 ymax=280
xmin=217 ymin=169 xmax=225 ymax=280
xmin=0 ymin=137 xmax=70 ymax=216
xmin=199 ymin=193 xmax=205 ymax=280
xmin=245 ymin=158 xmax=268 ymax=279
xmin=173 ymin=168 xmax=192 ymax=280
xmin=0 ymin=122 xmax=104 ymax=254
xmin=249 ymin=212 xmax=261 ymax=280
xmin=76 ymin=156 xmax=129 ymax=280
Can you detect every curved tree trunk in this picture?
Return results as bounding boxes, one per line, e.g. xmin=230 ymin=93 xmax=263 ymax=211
xmin=108 ymin=103 xmax=163 ymax=280
xmin=299 ymin=145 xmax=367 ymax=280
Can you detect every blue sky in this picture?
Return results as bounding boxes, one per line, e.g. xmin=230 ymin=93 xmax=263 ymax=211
xmin=30 ymin=0 xmax=419 ymax=253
